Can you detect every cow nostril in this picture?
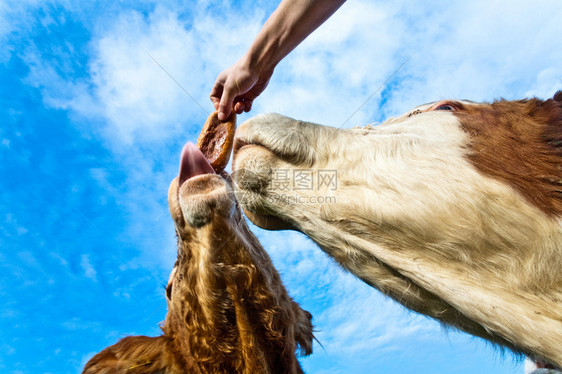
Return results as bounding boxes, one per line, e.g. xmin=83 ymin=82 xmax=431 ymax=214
xmin=233 ymin=167 xmax=271 ymax=193
xmin=233 ymin=139 xmax=251 ymax=157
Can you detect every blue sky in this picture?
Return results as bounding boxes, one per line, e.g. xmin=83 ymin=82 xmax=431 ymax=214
xmin=1 ymin=0 xmax=561 ymax=373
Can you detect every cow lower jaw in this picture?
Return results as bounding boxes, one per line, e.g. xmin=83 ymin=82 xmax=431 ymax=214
xmin=232 ymin=143 xmax=298 ymax=231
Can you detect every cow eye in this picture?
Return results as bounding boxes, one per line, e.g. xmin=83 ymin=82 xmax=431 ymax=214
xmin=432 ymin=101 xmax=461 ymax=111
xmin=434 ymin=104 xmax=455 ymax=111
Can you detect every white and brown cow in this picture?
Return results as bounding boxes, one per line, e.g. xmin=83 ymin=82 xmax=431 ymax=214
xmin=232 ymin=92 xmax=562 ymax=368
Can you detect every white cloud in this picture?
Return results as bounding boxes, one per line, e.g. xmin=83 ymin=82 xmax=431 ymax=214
xmin=80 ymin=4 xmax=265 ymax=146
xmin=15 ymin=0 xmax=562 ymax=138
xmin=255 ymin=0 xmax=562 ymax=126
xmin=3 ymin=213 xmax=28 ymax=237
xmin=11 ymin=0 xmax=561 ymax=371
xmin=525 ymin=67 xmax=562 ymax=99
xmin=24 ymin=0 xmax=562 ymax=141
xmin=80 ymin=254 xmax=98 ymax=282
xmin=257 ymin=0 xmax=406 ymax=127
xmin=22 ymin=43 xmax=97 ymax=116
xmin=15 ymin=2 xmax=265 ymax=147
xmin=0 ymin=0 xmax=27 ymax=62
xmin=62 ymin=317 xmax=102 ymax=332
xmin=89 ymin=8 xmax=204 ymax=144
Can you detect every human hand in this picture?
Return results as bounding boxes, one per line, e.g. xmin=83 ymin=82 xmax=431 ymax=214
xmin=210 ymin=58 xmax=274 ymax=121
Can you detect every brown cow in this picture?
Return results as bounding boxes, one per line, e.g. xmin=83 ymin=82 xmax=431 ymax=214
xmin=83 ymin=143 xmax=313 ymax=373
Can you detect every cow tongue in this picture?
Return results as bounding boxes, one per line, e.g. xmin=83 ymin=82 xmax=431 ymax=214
xmin=179 ymin=142 xmax=215 ymax=186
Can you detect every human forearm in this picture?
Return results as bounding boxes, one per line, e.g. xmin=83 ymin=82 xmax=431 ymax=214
xmin=210 ymin=0 xmax=346 ymax=120
xmin=245 ymin=0 xmax=346 ymax=72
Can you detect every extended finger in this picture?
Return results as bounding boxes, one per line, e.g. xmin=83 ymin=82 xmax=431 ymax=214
xmin=218 ymin=85 xmax=236 ymax=121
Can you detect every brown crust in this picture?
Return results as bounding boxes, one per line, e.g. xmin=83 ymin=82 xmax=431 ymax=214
xmin=196 ymin=111 xmax=236 ymax=173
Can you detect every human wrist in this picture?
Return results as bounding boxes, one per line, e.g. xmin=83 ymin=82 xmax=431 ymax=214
xmin=243 ymin=36 xmax=281 ymax=76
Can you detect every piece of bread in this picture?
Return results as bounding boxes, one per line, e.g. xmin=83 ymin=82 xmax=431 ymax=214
xmin=196 ymin=111 xmax=236 ymax=173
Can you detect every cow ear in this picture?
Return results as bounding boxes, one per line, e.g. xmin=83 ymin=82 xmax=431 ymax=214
xmin=292 ymin=302 xmax=314 ymax=356
xmin=82 ymin=336 xmax=171 ymax=374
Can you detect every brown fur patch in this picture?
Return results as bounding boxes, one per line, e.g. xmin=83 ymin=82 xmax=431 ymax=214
xmin=454 ymin=91 xmax=562 ymax=217
xmin=82 ymin=335 xmax=193 ymax=374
